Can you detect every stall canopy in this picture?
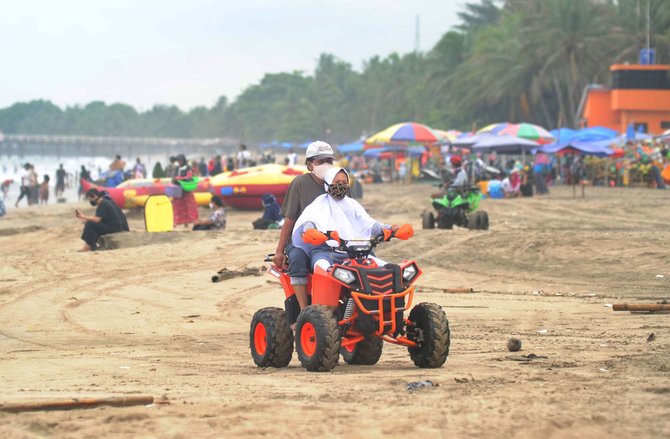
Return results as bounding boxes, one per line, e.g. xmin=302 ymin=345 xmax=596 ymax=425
xmin=540 ymin=138 xmax=616 ymax=157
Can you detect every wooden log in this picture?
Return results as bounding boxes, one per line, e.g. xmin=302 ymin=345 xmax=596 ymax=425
xmin=612 ymin=304 xmax=670 ymax=312
xmin=0 ymin=395 xmax=154 ymax=413
xmin=443 ymin=288 xmax=475 ymax=293
xmin=211 ymin=267 xmax=262 ymax=283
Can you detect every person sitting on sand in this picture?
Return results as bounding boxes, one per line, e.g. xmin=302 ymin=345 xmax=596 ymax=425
xmin=192 ymin=196 xmax=226 ymax=231
xmin=501 ymin=170 xmax=521 ymax=198
xmin=252 ymin=194 xmax=284 ymax=230
xmin=76 ymin=188 xmax=128 ymax=251
xmin=292 ymin=167 xmax=397 ymax=283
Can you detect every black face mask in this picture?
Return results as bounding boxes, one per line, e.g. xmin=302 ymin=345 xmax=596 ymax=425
xmin=89 ymin=199 xmax=98 ymax=207
xmin=327 ymin=183 xmax=348 ymax=200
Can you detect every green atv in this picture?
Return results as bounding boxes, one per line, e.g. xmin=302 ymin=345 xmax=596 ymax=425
xmin=422 ymin=185 xmax=489 ymax=230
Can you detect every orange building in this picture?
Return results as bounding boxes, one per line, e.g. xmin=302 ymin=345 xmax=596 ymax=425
xmin=579 ymin=64 xmax=670 ymax=135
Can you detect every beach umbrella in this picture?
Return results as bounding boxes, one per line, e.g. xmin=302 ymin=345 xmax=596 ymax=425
xmin=477 ymin=122 xmax=510 ymax=135
xmin=365 ymin=122 xmax=440 ymax=146
xmin=499 ymin=123 xmax=555 ymax=144
xmin=471 ymin=134 xmax=539 ymax=154
xmin=451 ymin=132 xmax=498 ymax=148
xmin=433 ymin=129 xmax=462 ymax=143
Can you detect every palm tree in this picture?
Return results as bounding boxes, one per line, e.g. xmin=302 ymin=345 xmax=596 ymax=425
xmin=523 ymin=0 xmax=614 ymax=127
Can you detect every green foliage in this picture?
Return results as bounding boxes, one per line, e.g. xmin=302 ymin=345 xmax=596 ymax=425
xmin=0 ymin=0 xmax=668 ymax=140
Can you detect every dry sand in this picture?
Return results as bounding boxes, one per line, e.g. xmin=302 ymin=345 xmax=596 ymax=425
xmin=0 ymin=184 xmax=668 ymax=438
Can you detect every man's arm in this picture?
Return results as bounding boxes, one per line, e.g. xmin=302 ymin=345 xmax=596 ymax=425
xmin=272 ymin=218 xmax=295 ymax=267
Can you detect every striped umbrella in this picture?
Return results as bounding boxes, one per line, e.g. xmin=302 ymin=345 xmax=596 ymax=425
xmin=477 ymin=122 xmax=510 ymax=135
xmin=434 ymin=129 xmax=462 ymax=143
xmin=365 ymin=122 xmax=440 ymax=147
xmin=500 ymin=123 xmax=555 ymax=145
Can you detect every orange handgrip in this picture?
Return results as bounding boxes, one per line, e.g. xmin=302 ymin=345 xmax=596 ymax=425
xmin=382 ymin=228 xmax=392 ymax=241
xmin=303 ymin=228 xmax=328 ymax=245
xmin=394 ymin=224 xmax=414 ymax=240
xmin=329 ymin=230 xmax=341 ymax=244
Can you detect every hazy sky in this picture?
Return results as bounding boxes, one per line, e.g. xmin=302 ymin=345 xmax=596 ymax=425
xmin=0 ymin=0 xmax=461 ymax=111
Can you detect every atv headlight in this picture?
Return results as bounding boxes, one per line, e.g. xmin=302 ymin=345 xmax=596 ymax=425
xmin=333 ymin=268 xmax=357 ymax=284
xmin=402 ymin=264 xmax=418 ymax=282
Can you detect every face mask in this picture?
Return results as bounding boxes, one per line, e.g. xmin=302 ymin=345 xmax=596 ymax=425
xmin=312 ymin=163 xmax=332 ymax=180
xmin=327 ymin=183 xmax=348 ymax=200
xmin=89 ymin=199 xmax=97 ymax=206
xmin=209 ymin=203 xmax=214 ymax=209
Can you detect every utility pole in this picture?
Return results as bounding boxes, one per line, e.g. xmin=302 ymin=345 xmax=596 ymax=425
xmin=415 ymin=15 xmax=420 ymax=52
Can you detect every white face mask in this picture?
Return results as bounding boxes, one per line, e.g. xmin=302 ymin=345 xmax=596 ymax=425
xmin=312 ymin=163 xmax=333 ymax=180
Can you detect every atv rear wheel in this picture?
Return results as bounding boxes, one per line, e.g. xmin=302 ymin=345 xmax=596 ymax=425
xmin=422 ymin=211 xmax=435 ymax=229
xmin=340 ymin=337 xmax=383 ymax=365
xmin=295 ymin=305 xmax=340 ymax=372
xmin=468 ymin=211 xmax=489 ymax=230
xmin=250 ymin=307 xmax=294 ymax=368
xmin=407 ymin=302 xmax=450 ymax=368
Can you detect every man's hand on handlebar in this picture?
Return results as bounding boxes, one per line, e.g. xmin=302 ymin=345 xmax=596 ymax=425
xmin=272 ymin=252 xmax=287 ymax=268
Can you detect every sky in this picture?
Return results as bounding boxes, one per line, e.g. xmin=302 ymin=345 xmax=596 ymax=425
xmin=0 ymin=0 xmax=460 ymax=111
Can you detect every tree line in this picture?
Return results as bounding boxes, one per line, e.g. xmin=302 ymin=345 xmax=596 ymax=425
xmin=1 ymin=0 xmax=668 ymax=145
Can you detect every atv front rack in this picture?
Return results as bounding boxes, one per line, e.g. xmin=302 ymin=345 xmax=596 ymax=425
xmin=339 ymin=286 xmax=416 ymax=348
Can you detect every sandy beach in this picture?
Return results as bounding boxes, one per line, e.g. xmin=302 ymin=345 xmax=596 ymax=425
xmin=0 ymin=184 xmax=668 ymax=438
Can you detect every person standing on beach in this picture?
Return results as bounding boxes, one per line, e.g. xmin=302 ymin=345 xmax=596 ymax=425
xmin=78 ymin=165 xmax=92 ymax=200
xmin=28 ymin=164 xmax=39 ymax=205
xmin=236 ymin=144 xmax=252 ymax=169
xmin=15 ymin=163 xmax=32 ymax=207
xmin=1 ymin=179 xmax=12 ymax=201
xmin=171 ymin=154 xmax=199 ymax=227
xmin=55 ymin=164 xmax=66 ymax=199
xmin=39 ymin=175 xmax=50 ymax=205
xmin=133 ymin=158 xmax=146 ymax=179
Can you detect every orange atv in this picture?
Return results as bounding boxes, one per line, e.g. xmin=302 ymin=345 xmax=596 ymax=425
xmin=250 ymin=224 xmax=450 ymax=372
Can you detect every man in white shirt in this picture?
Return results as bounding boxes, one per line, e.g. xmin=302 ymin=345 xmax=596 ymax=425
xmin=236 ymin=144 xmax=252 ymax=169
xmin=287 ymin=149 xmax=298 ymax=166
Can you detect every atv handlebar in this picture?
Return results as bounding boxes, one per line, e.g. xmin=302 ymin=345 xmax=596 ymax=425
xmin=326 ymin=224 xmax=414 ymax=259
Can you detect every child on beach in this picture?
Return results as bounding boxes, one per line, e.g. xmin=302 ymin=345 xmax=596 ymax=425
xmin=39 ymin=175 xmax=50 ymax=205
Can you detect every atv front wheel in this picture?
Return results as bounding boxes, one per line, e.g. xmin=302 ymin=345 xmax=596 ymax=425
xmin=407 ymin=302 xmax=450 ymax=368
xmin=250 ymin=307 xmax=294 ymax=368
xmin=295 ymin=305 xmax=340 ymax=372
xmin=340 ymin=337 xmax=383 ymax=365
xmin=422 ymin=211 xmax=435 ymax=229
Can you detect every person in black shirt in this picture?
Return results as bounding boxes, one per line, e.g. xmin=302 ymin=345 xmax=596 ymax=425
xmin=76 ymin=188 xmax=128 ymax=251
xmin=56 ymin=164 xmax=66 ymax=198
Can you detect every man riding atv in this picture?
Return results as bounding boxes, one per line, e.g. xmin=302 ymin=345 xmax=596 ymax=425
xmin=250 ymin=167 xmax=451 ymax=372
xmin=423 ymin=155 xmax=489 ymax=230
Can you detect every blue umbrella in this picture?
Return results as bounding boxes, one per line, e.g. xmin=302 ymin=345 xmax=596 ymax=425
xmin=337 ymin=140 xmax=365 ymax=153
xmin=363 ymin=145 xmax=425 ymax=157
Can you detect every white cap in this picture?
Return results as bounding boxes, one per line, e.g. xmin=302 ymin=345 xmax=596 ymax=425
xmin=305 ymin=141 xmax=335 ymax=160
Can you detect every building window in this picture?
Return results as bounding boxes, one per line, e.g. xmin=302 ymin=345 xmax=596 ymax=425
xmin=662 ymin=121 xmax=670 ymax=129
xmin=634 ymin=123 xmax=648 ymax=133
